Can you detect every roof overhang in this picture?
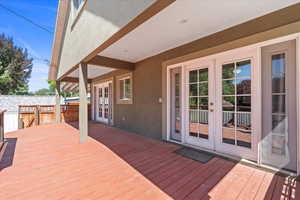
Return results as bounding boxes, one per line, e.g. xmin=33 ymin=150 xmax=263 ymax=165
xmin=49 ymin=0 xmax=175 ymax=81
xmin=50 ymin=0 xmax=300 ymax=82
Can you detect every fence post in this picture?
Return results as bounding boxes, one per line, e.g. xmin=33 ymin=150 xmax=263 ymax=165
xmin=55 ymin=81 xmax=61 ymax=123
xmin=34 ymin=106 xmax=40 ymax=126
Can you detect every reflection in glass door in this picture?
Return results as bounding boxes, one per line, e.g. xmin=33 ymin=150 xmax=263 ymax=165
xmin=189 ymin=69 xmax=209 ymax=139
xmin=221 ymin=60 xmax=252 ymax=148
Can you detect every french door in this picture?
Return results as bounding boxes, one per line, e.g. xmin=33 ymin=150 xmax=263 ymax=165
xmin=95 ymin=82 xmax=112 ymax=124
xmin=183 ymin=51 xmax=258 ymax=161
xmin=185 ymin=60 xmax=215 ymax=150
xmin=215 ymin=50 xmax=258 ymax=161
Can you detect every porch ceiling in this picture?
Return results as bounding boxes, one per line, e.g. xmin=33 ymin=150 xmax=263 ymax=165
xmin=99 ymin=0 xmax=300 ymax=62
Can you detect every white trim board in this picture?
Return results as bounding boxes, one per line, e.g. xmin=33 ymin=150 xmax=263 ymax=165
xmin=94 ymin=80 xmax=114 ymax=125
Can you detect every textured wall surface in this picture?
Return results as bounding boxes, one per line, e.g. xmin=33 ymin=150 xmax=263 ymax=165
xmin=0 ymin=95 xmax=56 ymax=112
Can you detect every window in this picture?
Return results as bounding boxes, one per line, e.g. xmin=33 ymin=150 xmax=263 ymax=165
xmin=71 ymin=0 xmax=86 ymax=27
xmin=120 ymin=78 xmax=131 ymax=100
xmin=117 ymin=73 xmax=133 ymax=104
xmin=73 ymin=0 xmax=85 ymax=11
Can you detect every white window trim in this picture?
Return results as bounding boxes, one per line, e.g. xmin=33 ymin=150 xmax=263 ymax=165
xmin=117 ymin=73 xmax=133 ymax=104
xmin=119 ymin=76 xmax=131 ymax=100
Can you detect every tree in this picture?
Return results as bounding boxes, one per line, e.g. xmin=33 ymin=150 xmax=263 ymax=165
xmin=0 ymin=33 xmax=33 ymax=94
xmin=35 ymin=88 xmax=53 ymax=96
xmin=47 ymin=80 xmax=56 ymax=93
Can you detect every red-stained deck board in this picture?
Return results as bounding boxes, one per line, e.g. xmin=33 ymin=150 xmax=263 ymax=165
xmin=184 ymin=159 xmax=235 ymax=200
xmin=170 ymin=159 xmax=227 ymax=200
xmin=0 ymin=122 xmax=299 ymax=200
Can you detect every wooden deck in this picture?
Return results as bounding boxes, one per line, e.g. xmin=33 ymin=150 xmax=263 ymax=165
xmin=0 ymin=122 xmax=299 ymax=199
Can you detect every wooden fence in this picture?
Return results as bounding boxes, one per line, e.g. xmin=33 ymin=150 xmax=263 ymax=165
xmin=0 ymin=110 xmax=6 ymax=149
xmin=18 ymin=105 xmax=91 ymax=128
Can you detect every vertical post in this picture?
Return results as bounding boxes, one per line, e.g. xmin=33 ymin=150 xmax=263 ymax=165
xmin=90 ymin=83 xmax=94 ymax=121
xmin=34 ymin=106 xmax=39 ymax=126
xmin=55 ymin=81 xmax=61 ymax=123
xmin=79 ymin=63 xmax=88 ymax=143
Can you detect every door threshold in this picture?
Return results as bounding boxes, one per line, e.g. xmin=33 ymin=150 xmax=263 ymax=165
xmin=167 ymin=139 xmax=298 ymax=177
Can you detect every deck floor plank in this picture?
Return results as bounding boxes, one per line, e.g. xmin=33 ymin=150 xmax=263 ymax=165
xmin=0 ymin=122 xmax=299 ymax=200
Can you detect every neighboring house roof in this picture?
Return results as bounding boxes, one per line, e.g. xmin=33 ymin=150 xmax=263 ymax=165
xmin=49 ymin=0 xmax=69 ymax=81
xmin=64 ymin=96 xmax=90 ymax=104
xmin=0 ymin=95 xmax=56 ymax=112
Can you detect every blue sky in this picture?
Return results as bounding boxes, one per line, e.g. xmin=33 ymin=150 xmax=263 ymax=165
xmin=0 ymin=0 xmax=58 ymax=92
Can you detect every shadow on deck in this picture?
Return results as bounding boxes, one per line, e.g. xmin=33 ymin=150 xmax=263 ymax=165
xmin=70 ymin=121 xmax=300 ymax=200
xmin=0 ymin=138 xmax=17 ymax=171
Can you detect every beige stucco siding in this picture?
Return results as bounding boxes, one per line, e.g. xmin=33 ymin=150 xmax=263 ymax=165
xmin=57 ymin=0 xmax=155 ymax=79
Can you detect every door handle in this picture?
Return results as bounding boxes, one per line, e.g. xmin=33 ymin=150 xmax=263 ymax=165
xmin=210 ymin=109 xmax=214 ymax=112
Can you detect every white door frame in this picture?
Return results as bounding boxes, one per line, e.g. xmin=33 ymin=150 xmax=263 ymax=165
xmin=214 ymin=49 xmax=259 ymax=161
xmin=166 ymin=32 xmax=300 ymax=175
xmin=184 ymin=59 xmax=216 ymax=150
xmin=94 ymin=80 xmax=113 ymax=124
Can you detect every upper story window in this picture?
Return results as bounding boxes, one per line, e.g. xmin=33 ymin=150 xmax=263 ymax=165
xmin=71 ymin=0 xmax=86 ymax=27
xmin=73 ymin=0 xmax=85 ymax=11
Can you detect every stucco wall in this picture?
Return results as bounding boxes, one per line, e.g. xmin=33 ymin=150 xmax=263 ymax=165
xmin=57 ymin=0 xmax=155 ymax=79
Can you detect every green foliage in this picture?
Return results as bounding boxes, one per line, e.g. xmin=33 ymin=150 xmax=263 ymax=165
xmin=34 ymin=80 xmax=55 ymax=96
xmin=35 ymin=88 xmax=53 ymax=96
xmin=34 ymin=80 xmax=79 ymax=98
xmin=0 ymin=33 xmax=33 ymax=94
xmin=47 ymin=80 xmax=56 ymax=93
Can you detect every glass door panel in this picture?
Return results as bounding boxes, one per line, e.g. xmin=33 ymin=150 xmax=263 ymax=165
xmin=170 ymin=68 xmax=182 ymax=141
xmin=104 ymin=87 xmax=109 ymax=120
xmin=221 ymin=60 xmax=252 ymax=149
xmin=186 ymin=61 xmax=214 ymax=150
xmin=261 ymin=40 xmax=297 ymax=172
xmin=98 ymin=88 xmax=103 ymax=118
xmin=189 ymin=69 xmax=209 ymax=140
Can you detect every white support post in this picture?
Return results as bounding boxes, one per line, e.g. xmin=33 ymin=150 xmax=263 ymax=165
xmin=79 ymin=63 xmax=88 ymax=143
xmin=55 ymin=81 xmax=61 ymax=123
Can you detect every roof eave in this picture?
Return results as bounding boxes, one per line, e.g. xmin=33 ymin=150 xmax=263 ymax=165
xmin=49 ymin=0 xmax=69 ymax=81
